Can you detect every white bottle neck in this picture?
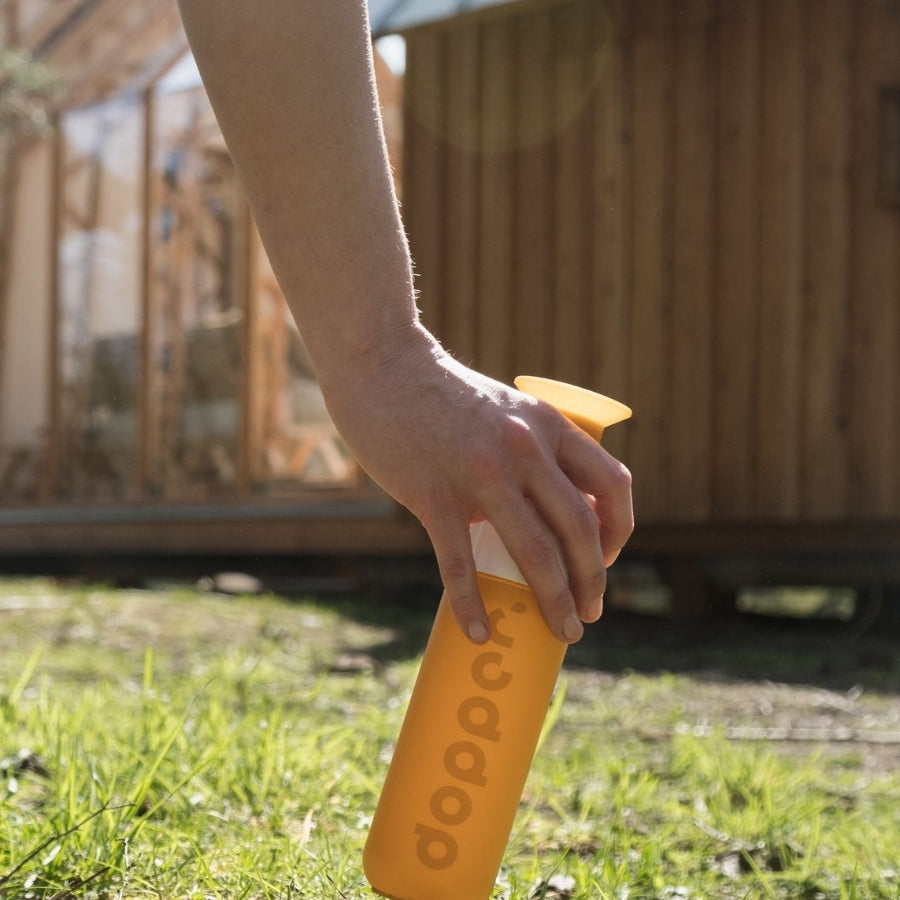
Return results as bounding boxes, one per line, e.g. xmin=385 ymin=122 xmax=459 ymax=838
xmin=469 ymin=522 xmax=534 ymax=586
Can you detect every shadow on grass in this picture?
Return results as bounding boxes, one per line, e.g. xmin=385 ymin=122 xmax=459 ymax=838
xmin=566 ymin=609 xmax=900 ymax=693
xmin=313 ymin=584 xmax=900 ymax=695
xmin=307 ymin=583 xmax=440 ymax=665
xmin=16 ymin=549 xmax=897 ymax=695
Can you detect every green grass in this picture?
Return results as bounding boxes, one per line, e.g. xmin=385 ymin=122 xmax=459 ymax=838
xmin=1 ymin=577 xmax=898 ymax=899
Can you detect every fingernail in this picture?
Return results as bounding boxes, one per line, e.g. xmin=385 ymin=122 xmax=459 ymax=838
xmin=586 ymin=594 xmax=604 ymax=622
xmin=562 ymin=612 xmax=584 ymax=643
xmin=468 ymin=620 xmax=489 ymax=644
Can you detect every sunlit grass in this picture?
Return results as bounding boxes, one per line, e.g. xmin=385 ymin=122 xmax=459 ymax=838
xmin=1 ymin=578 xmax=898 ymax=898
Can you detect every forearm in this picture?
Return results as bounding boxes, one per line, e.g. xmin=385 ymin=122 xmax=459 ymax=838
xmin=176 ymin=0 xmax=635 ymax=647
xmin=176 ymin=0 xmax=425 ymax=383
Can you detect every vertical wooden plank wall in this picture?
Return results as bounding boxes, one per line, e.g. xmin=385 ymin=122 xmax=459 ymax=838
xmin=442 ymin=26 xmax=481 ymax=360
xmin=590 ymin=0 xmax=630 ymax=464
xmin=552 ymin=0 xmax=593 ymax=389
xmin=476 ymin=17 xmax=516 ymax=376
xmin=755 ymin=0 xmax=804 ymax=519
xmin=712 ymin=0 xmax=759 ymax=521
xmin=513 ymin=7 xmax=554 ymax=376
xmin=403 ymin=30 xmax=446 ymax=340
xmin=801 ymin=0 xmax=852 ymax=520
xmin=628 ymin=0 xmax=673 ymax=519
xmin=669 ymin=0 xmax=714 ymax=519
xmin=403 ymin=0 xmax=900 ymax=527
xmin=849 ymin=0 xmax=900 ymax=519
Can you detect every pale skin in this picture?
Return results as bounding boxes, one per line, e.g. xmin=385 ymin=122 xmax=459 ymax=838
xmin=176 ymin=0 xmax=633 ymax=645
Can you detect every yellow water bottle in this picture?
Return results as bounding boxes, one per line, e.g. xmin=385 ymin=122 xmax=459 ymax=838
xmin=363 ymin=377 xmax=632 ymax=900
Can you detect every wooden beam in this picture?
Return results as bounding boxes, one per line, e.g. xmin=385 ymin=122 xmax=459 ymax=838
xmin=26 ymin=0 xmax=186 ymax=109
xmin=19 ymin=0 xmax=92 ymax=55
xmin=0 ymin=501 xmax=432 ymax=557
xmin=63 ymin=3 xmax=186 ymax=108
xmin=237 ymin=197 xmax=256 ymax=494
xmin=0 ymin=0 xmax=22 ymax=397
xmin=42 ymin=113 xmax=63 ymax=501
xmin=3 ymin=0 xmax=20 ymax=45
xmin=33 ymin=0 xmax=131 ymax=62
xmin=0 ymin=135 xmax=20 ymax=409
xmin=138 ymin=85 xmax=155 ymax=498
xmin=59 ymin=0 xmax=185 ymax=108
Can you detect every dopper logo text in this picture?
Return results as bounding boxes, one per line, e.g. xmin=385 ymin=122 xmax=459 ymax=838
xmin=414 ymin=603 xmax=526 ymax=869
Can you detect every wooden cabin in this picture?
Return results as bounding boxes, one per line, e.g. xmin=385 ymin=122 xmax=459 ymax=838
xmin=2 ymin=0 xmax=899 ymax=598
xmin=391 ymin=0 xmax=900 ymax=594
xmin=0 ymin=0 xmax=427 ymax=560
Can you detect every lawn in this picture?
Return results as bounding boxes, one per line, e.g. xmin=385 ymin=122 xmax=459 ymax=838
xmin=1 ymin=576 xmax=898 ymax=899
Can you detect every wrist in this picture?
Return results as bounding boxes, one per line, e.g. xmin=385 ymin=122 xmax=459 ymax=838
xmin=312 ymin=316 xmax=441 ymax=413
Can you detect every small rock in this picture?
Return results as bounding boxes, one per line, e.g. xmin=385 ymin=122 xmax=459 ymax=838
xmin=0 ymin=749 xmax=51 ymax=779
xmin=329 ymin=652 xmax=380 ymax=674
xmin=529 ymin=873 xmax=576 ymax=899
xmin=199 ymin=572 xmax=265 ymax=596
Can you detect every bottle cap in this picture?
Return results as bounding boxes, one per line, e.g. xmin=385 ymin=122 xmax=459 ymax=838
xmin=514 ymin=375 xmax=632 ymax=441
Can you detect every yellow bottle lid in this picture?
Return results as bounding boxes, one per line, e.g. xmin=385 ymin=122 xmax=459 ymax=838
xmin=514 ymin=375 xmax=632 ymax=441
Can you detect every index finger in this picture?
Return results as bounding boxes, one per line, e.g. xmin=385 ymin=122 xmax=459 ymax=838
xmin=556 ymin=425 xmax=634 ymax=565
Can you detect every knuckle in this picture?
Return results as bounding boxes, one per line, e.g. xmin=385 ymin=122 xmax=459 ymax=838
xmin=448 ymin=586 xmax=483 ymax=619
xmin=467 ymin=440 xmax=507 ymax=489
xmin=598 ymin=461 xmax=635 ymax=540
xmin=466 ymin=433 xmax=497 ymax=470
xmin=610 ymin=460 xmax=633 ymax=496
xmin=541 ymin=585 xmax=573 ymax=619
xmin=439 ymin=551 xmax=474 ymax=588
xmin=579 ymin=567 xmax=607 ymax=600
xmin=570 ymin=499 xmax=601 ymax=542
xmin=521 ymin=530 xmax=558 ymax=570
xmin=500 ymin=414 xmax=543 ymax=461
xmin=411 ymin=485 xmax=453 ymax=529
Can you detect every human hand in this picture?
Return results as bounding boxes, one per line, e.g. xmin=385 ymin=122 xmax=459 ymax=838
xmin=317 ymin=325 xmax=634 ymax=646
xmin=174 ymin=0 xmax=634 ymax=640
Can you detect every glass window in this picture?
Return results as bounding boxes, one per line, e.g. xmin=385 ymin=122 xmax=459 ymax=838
xmin=56 ymin=94 xmax=143 ymax=501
